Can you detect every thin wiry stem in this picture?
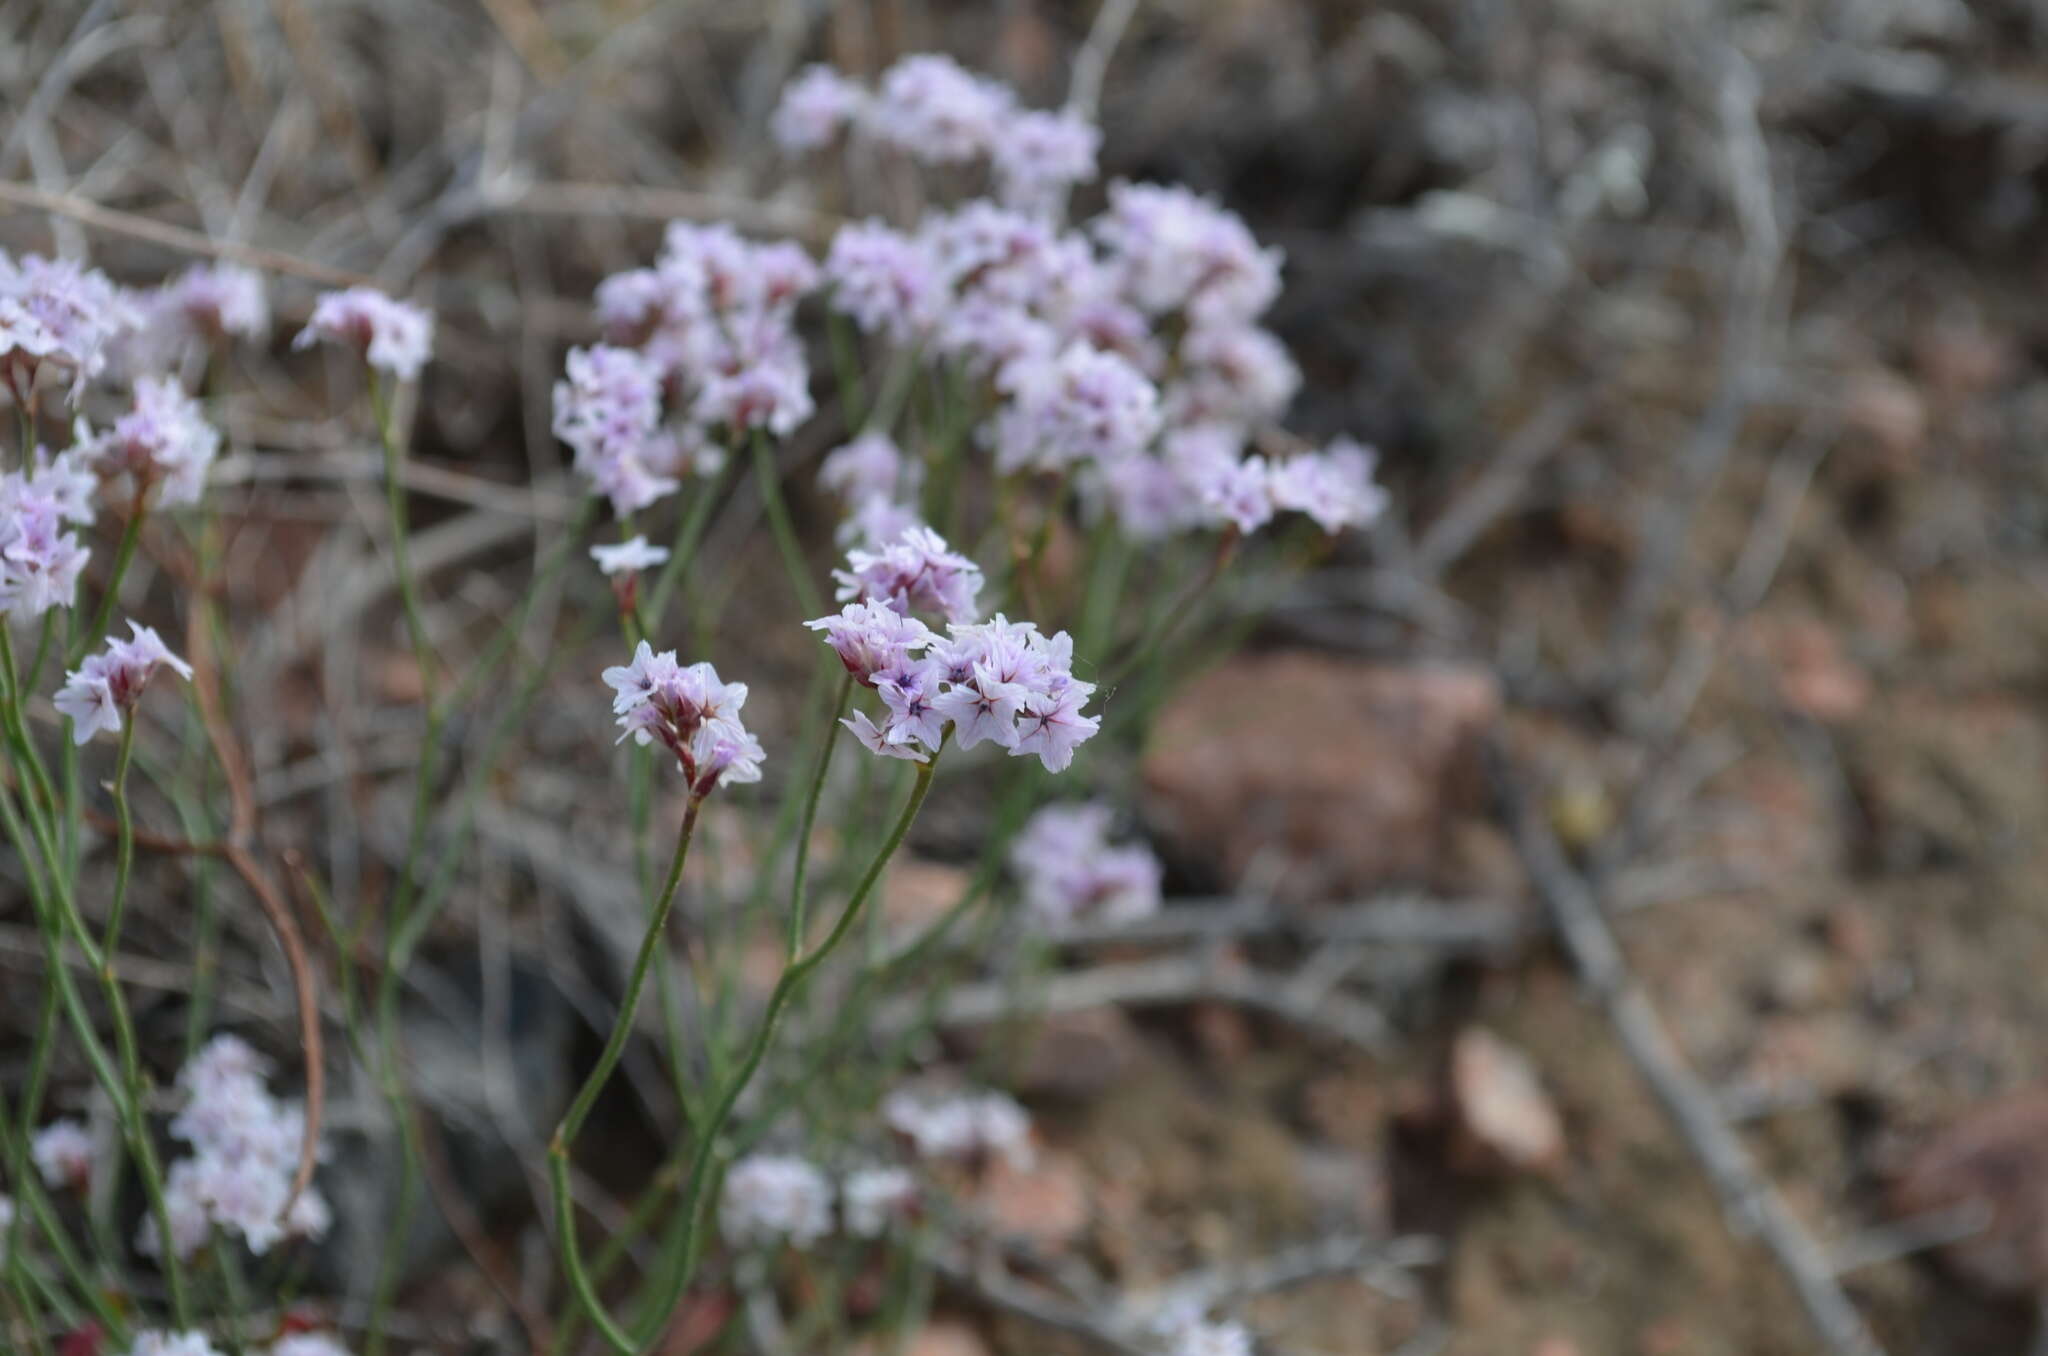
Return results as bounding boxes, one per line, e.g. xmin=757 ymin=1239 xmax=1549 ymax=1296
xmin=635 ymin=742 xmax=942 ymax=1346
xmin=550 ymin=799 xmax=701 ymax=1354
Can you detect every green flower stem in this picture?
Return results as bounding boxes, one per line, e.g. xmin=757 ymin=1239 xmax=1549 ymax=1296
xmin=102 ymin=720 xmax=137 ymax=953
xmin=785 ymin=672 xmax=854 ymax=958
xmin=632 ymin=744 xmax=942 ymax=1347
xmin=550 ymin=799 xmax=702 ymax=1354
xmin=0 ymin=764 xmax=190 ymax=1326
xmin=74 ymin=489 xmax=147 ymax=665
xmin=750 ymin=431 xmax=824 ymax=619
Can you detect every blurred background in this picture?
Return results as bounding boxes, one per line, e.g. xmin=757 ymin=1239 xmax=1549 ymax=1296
xmin=8 ymin=1 xmax=2048 ymax=1352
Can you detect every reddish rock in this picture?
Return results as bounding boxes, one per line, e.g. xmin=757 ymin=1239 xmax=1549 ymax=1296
xmin=1449 ymin=1027 xmax=1566 ymax=1177
xmin=1891 ymin=1090 xmax=2048 ymax=1295
xmin=1141 ymin=655 xmax=1501 ymax=900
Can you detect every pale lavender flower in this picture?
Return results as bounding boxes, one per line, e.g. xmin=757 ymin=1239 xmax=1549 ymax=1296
xmin=993 ymin=342 xmax=1161 ymax=474
xmin=148 ymin=1033 xmax=331 ymax=1259
xmin=992 ymin=108 xmax=1102 ymax=216
xmin=832 ymin=525 xmax=983 ymax=624
xmin=692 ymin=318 xmax=814 ymax=437
xmin=806 ymin=599 xmax=935 ymax=687
xmin=772 ymin=65 xmax=869 ymax=152
xmin=819 ymin=432 xmax=919 ymax=506
xmin=840 ymin=494 xmax=923 ymax=549
xmin=553 ymin=345 xmax=681 ymax=515
xmin=77 ymin=375 xmax=220 ymax=506
xmin=842 ymin=1166 xmax=918 ymax=1238
xmin=1094 ymin=182 xmax=1282 ymax=324
xmin=294 ymin=287 xmax=433 ymax=380
xmin=843 ymin=707 xmax=929 ymax=761
xmin=162 ymin=264 xmax=268 ymax=342
xmin=0 ymin=473 xmax=91 ymax=618
xmin=933 ymin=297 xmax=1057 ymax=380
xmin=882 ymin=1088 xmax=1035 ymax=1171
xmin=0 ymin=251 xmax=135 ymax=401
xmin=866 ymin=54 xmax=1011 ymax=163
xmin=31 ymin=1118 xmax=94 ymax=1190
xmin=1171 ymin=323 xmax=1300 ymax=427
xmin=925 ymin=202 xmax=1054 ymax=308
xmin=662 ymin=222 xmax=817 ymax=319
xmin=602 ymin=642 xmax=763 ymax=795
xmin=1268 ymin=437 xmax=1388 ymax=534
xmin=1011 ymin=804 xmax=1163 ymax=930
xmin=55 ymin=621 xmax=193 ymax=744
xmin=1196 ymin=454 xmax=1274 ymax=535
xmin=873 ymin=656 xmax=950 ymax=751
xmin=591 ymin=536 xmax=670 ymax=577
xmin=269 ymin=1336 xmax=353 ymax=1356
xmin=129 ymin=1332 xmax=226 ymax=1356
xmin=1012 ymin=684 xmax=1101 ymax=773
xmin=824 ymin=221 xmax=942 ymax=342
xmin=719 ymin=1154 xmax=834 ymax=1250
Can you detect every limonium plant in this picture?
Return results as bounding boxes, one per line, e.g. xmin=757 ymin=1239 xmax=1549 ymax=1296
xmin=0 ymin=47 xmax=1387 ymax=1356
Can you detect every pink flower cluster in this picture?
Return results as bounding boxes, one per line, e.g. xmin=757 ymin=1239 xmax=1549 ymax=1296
xmin=294 ymin=286 xmax=433 ymax=381
xmin=808 ymin=600 xmax=1100 ymax=773
xmin=0 ymin=452 xmax=94 ymax=618
xmin=0 ymin=251 xmax=135 ymax=401
xmin=601 ymin=643 xmax=764 ymax=796
xmin=1010 ymin=803 xmax=1162 ymax=931
xmin=55 ymin=622 xmax=192 ymax=745
xmin=882 ymin=1086 xmax=1035 ymax=1171
xmin=145 ymin=1034 xmax=331 ymax=1260
xmin=593 ymin=221 xmax=818 ymax=445
xmin=129 ymin=1334 xmax=226 ymax=1356
xmin=831 ymin=524 xmax=982 ymax=624
xmin=76 ymin=375 xmax=220 ymax=506
xmin=992 ymin=340 xmax=1161 ymax=474
xmin=553 ymin=345 xmax=689 ymax=515
xmin=772 ymin=55 xmax=1100 ymax=214
xmin=817 ymin=431 xmax=923 ymax=545
xmin=718 ymin=1154 xmax=920 ymax=1249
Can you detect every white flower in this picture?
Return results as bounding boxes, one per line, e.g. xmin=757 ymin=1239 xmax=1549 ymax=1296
xmin=719 ymin=1154 xmax=833 ymax=1249
xmin=31 ymin=1118 xmax=94 ymax=1189
xmin=590 ymin=535 xmax=670 ymax=576
xmin=295 ymin=287 xmax=433 ymax=381
xmin=54 ymin=621 xmax=193 ymax=745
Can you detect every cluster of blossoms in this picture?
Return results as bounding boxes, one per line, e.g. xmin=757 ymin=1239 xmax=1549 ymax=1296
xmin=0 ymin=250 xmax=136 ymax=401
xmin=808 ymin=603 xmax=1100 ymax=773
xmin=601 ymin=643 xmax=764 ymax=797
xmin=777 ymin=57 xmax=1386 ymax=549
xmin=131 ymin=1334 xmax=348 ymax=1356
xmin=881 ymin=1087 xmax=1035 ymax=1171
xmin=773 ymin=55 xmax=1100 ymax=216
xmin=144 ymin=1034 xmax=331 ymax=1260
xmin=718 ymin=1154 xmax=919 ymax=1249
xmin=0 ymin=450 xmax=94 ymax=617
xmin=817 ymin=431 xmax=922 ymax=546
xmin=75 ymin=374 xmax=221 ymax=506
xmin=294 ymin=286 xmax=433 ymax=381
xmin=1010 ymin=803 xmax=1163 ymax=931
xmin=56 ymin=622 xmax=192 ymax=745
xmin=111 ymin=263 xmax=268 ymax=377
xmin=30 ymin=1117 xmax=94 ymax=1190
xmin=570 ymin=222 xmax=819 ymax=516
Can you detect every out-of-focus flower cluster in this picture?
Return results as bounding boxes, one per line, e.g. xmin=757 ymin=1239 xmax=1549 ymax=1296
xmin=294 ymin=286 xmax=432 ymax=381
xmin=770 ymin=55 xmax=1387 ymax=550
xmin=144 ymin=1034 xmax=331 ymax=1260
xmin=130 ymin=1333 xmax=349 ymax=1356
xmin=882 ymin=1086 xmax=1035 ymax=1171
xmin=718 ymin=1154 xmax=920 ymax=1249
xmin=1010 ymin=802 xmax=1162 ymax=931
xmin=31 ymin=1117 xmax=95 ymax=1190
xmin=0 ymin=250 xmax=137 ymax=400
xmin=0 ymin=448 xmax=94 ymax=618
xmin=567 ymin=222 xmax=822 ymax=514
